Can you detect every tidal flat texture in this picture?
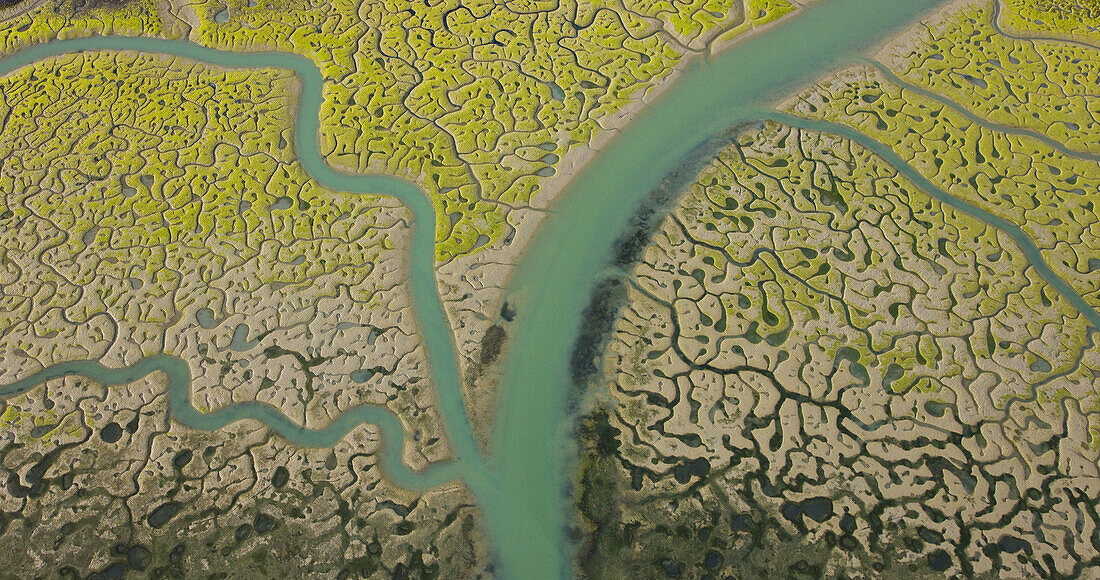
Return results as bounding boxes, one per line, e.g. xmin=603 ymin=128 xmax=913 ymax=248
xmin=575 ymin=1 xmax=1100 ymax=577
xmin=0 ymin=0 xmax=804 ymax=575
xmin=0 ymin=0 xmax=1097 ymax=577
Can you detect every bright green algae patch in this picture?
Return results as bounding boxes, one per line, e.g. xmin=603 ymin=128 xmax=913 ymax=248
xmin=0 ymin=0 xmax=800 ymax=261
xmin=787 ymin=67 xmax=1100 ymax=311
xmin=1000 ymin=0 xmax=1100 ymax=42
xmin=187 ymin=0 xmax=800 ymax=261
xmin=0 ymin=0 xmax=807 ymax=468
xmin=878 ymin=2 xmax=1100 ymax=156
xmin=785 ymin=1 xmax=1100 ymax=315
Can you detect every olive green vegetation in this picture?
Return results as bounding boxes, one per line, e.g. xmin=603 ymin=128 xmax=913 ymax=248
xmin=577 ymin=1 xmax=1100 ymax=577
xmin=1001 ymin=0 xmax=1100 ymax=41
xmin=790 ymin=67 xmax=1100 ymax=311
xmin=789 ymin=3 xmax=1100 ymax=313
xmin=0 ymin=0 xmax=796 ymax=261
xmin=878 ymin=3 xmax=1100 ymax=156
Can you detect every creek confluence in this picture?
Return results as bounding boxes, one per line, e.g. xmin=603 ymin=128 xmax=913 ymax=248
xmin=0 ymin=34 xmax=492 ymax=494
xmin=489 ymin=0 xmax=969 ymax=577
xmin=0 ymin=2 xmax=959 ymax=577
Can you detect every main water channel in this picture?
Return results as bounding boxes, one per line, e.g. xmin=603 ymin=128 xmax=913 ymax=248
xmin=18 ymin=0 xmax=1095 ymax=577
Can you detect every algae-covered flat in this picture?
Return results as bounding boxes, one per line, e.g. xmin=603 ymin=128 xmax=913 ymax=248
xmin=1 ymin=0 xmax=1097 ymax=577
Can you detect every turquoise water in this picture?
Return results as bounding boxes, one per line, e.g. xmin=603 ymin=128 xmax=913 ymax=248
xmin=0 ymin=355 xmax=466 ymax=487
xmin=488 ymin=1 xmax=957 ymax=576
xmin=17 ymin=1 xmax=1100 ymax=577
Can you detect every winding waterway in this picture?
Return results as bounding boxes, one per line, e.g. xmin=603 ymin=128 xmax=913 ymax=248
xmin=10 ymin=0 xmax=1097 ymax=577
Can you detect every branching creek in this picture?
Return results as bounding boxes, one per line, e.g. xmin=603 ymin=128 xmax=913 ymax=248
xmin=6 ymin=0 xmax=1096 ymax=577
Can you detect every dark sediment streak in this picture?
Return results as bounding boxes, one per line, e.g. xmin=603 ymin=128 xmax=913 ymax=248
xmin=568 ymin=124 xmax=760 ymax=394
xmin=564 ymin=124 xmax=764 ymax=572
